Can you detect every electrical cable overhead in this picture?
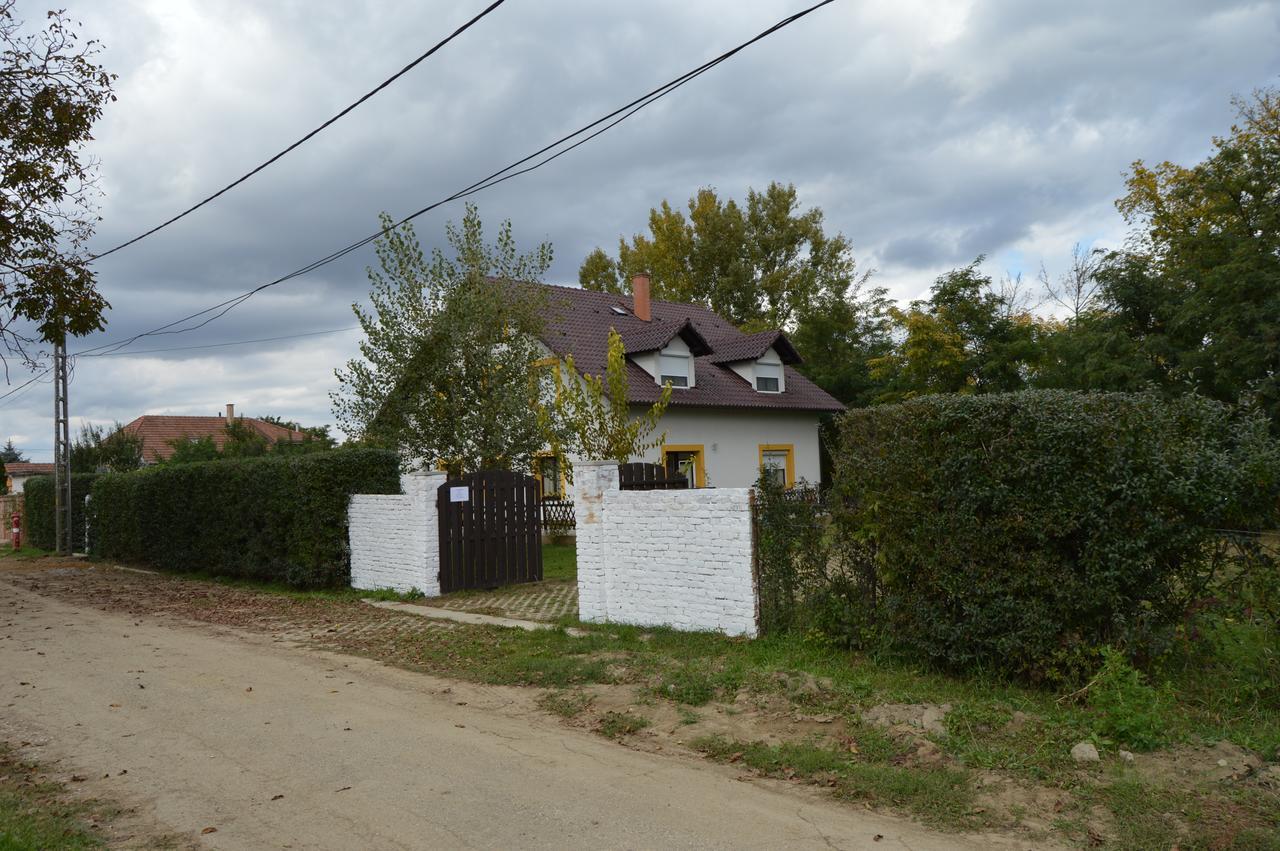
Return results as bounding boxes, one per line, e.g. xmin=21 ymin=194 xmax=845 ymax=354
xmin=87 ymin=326 xmax=358 ymax=357
xmin=0 ymin=369 xmax=52 ymax=405
xmin=74 ymin=0 xmax=837 ymax=359
xmin=89 ymin=0 xmax=508 ymax=262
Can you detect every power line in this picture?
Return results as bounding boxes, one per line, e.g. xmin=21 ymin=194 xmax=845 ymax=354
xmin=75 ymin=0 xmax=837 ymax=358
xmin=89 ymin=0 xmax=508 ymax=262
xmin=83 ymin=326 xmax=357 ymax=357
xmin=0 ymin=369 xmax=51 ymax=405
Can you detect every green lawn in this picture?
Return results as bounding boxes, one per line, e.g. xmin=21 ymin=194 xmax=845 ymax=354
xmin=541 ymin=542 xmax=575 ymax=582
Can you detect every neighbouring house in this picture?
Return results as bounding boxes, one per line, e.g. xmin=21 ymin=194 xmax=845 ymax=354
xmin=3 ymin=462 xmax=55 ymax=494
xmin=122 ymin=404 xmax=308 ymax=464
xmin=531 ymin=276 xmax=845 ymax=494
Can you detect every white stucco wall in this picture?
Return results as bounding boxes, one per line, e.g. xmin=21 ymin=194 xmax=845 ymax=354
xmin=349 ymin=472 xmax=444 ymax=596
xmin=574 ymin=461 xmax=758 ymax=637
xmin=648 ymin=407 xmax=822 ymax=488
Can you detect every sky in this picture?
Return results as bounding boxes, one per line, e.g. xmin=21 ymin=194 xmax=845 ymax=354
xmin=2 ymin=0 xmax=1278 ymax=461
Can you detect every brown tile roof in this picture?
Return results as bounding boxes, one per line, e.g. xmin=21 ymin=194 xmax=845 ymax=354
xmin=534 ymin=284 xmax=844 ymax=413
xmin=706 ymin=330 xmax=801 ymax=365
xmin=3 ymin=462 xmax=54 ymax=477
xmin=122 ymin=415 xmax=308 ymax=463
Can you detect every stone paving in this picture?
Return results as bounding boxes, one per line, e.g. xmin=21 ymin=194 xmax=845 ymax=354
xmin=423 ymin=579 xmax=578 ymax=623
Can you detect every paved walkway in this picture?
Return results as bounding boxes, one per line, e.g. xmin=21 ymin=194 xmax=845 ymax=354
xmin=426 ymin=579 xmax=578 ymax=622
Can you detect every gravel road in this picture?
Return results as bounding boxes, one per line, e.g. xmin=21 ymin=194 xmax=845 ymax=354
xmin=1 ymin=575 xmax=1040 ymax=850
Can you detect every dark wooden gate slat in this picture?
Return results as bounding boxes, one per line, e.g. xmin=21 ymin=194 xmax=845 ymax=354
xmin=437 ymin=469 xmax=545 ymax=593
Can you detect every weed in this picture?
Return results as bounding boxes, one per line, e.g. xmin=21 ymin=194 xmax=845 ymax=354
xmin=691 ymin=735 xmax=979 ymax=829
xmin=538 ymin=690 xmax=593 ymax=719
xmin=598 ymin=711 xmax=649 ymax=739
xmin=1088 ymin=648 xmax=1168 ymax=751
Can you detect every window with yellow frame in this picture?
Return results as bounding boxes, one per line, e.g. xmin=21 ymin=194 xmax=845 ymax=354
xmin=758 ymin=444 xmax=795 ymax=488
xmin=660 ymin=444 xmax=706 ymax=487
xmin=533 ymin=452 xmax=566 ymax=499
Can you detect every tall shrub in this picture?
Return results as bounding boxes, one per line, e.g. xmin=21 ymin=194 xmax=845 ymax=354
xmin=23 ymin=474 xmax=97 ymax=551
xmin=89 ymin=448 xmax=399 ymax=588
xmin=833 ymin=391 xmax=1280 ymax=681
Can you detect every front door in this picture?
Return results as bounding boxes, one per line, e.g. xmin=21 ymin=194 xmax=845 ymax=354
xmin=663 ymin=447 xmax=704 ymax=488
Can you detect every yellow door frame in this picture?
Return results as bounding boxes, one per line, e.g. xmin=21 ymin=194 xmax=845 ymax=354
xmin=661 ymin=443 xmax=706 ymax=488
xmin=757 ymin=443 xmax=795 ymax=488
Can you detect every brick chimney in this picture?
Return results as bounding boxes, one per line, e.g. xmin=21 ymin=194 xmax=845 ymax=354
xmin=631 ymin=273 xmax=651 ymax=321
xmin=225 ymin=403 xmax=235 ymax=422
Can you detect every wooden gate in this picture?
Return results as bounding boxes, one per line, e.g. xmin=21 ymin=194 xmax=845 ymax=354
xmin=437 ymin=470 xmax=542 ymax=592
xmin=618 ymin=462 xmax=690 ymax=490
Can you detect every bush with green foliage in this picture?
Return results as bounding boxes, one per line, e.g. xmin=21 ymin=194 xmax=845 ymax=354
xmin=1088 ymin=648 xmax=1168 ymax=750
xmin=824 ymin=390 xmax=1279 ymax=682
xmin=22 ymin=474 xmax=97 ymax=551
xmin=88 ymin=448 xmax=399 ymax=588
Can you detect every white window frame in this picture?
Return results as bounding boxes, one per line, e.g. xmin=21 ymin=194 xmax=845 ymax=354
xmin=755 ymin=359 xmax=783 ymax=393
xmin=658 ymin=351 xmax=691 ymax=389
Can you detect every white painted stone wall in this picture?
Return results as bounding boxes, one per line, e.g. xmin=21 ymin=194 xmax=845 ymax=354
xmin=574 ymin=461 xmax=758 ymax=637
xmin=349 ymin=471 xmax=445 ymax=596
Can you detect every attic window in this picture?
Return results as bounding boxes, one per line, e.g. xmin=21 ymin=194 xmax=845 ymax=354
xmin=756 ymin=360 xmax=782 ymax=393
xmin=609 ymin=306 xmax=629 ymax=315
xmin=658 ymin=351 xmax=690 ymax=388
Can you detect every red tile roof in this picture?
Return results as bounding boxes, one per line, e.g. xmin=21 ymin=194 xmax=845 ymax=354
xmin=3 ymin=462 xmax=54 ymax=477
xmin=534 ymin=284 xmax=845 ymax=413
xmin=122 ymin=415 xmax=308 ymax=463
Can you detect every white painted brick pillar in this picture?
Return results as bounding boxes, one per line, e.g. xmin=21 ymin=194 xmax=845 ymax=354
xmin=405 ymin=470 xmax=446 ymax=596
xmin=349 ymin=470 xmax=446 ymax=596
xmin=573 ymin=460 xmax=618 ymax=623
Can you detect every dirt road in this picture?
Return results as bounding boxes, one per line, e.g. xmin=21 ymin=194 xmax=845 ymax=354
xmin=1 ymin=577 xmax=1035 ymax=850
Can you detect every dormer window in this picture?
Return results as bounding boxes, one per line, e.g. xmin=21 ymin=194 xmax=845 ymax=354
xmin=756 ymin=359 xmax=782 ymax=393
xmin=659 ymin=351 xmax=690 ymax=388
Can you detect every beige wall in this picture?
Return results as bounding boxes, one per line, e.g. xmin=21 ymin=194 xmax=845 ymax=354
xmin=635 ymin=406 xmax=823 ymax=489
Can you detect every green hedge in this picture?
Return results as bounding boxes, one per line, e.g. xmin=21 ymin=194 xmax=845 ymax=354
xmin=89 ymin=448 xmax=400 ymax=588
xmin=830 ymin=391 xmax=1280 ymax=682
xmin=23 ymin=474 xmax=98 ymax=552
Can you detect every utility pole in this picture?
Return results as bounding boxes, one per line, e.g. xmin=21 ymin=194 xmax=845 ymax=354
xmin=52 ymin=340 xmax=71 ymax=555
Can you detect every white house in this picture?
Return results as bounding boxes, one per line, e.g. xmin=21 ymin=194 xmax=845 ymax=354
xmin=529 ymin=275 xmax=844 ymax=495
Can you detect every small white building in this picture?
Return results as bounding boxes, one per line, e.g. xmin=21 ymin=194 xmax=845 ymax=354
xmin=529 ymin=276 xmax=844 ymax=495
xmin=3 ymin=462 xmax=54 ymax=495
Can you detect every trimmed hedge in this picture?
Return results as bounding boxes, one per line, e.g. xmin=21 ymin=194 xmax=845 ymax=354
xmin=23 ymin=474 xmax=98 ymax=552
xmin=830 ymin=391 xmax=1280 ymax=682
xmin=89 ymin=448 xmax=400 ymax=588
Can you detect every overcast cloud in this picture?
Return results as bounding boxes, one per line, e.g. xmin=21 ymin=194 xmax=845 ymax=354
xmin=2 ymin=0 xmax=1277 ymax=461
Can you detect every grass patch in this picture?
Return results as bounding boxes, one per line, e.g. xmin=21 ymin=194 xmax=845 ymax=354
xmin=598 ymin=711 xmax=649 ymax=739
xmin=1072 ymin=773 xmax=1280 ymax=851
xmin=541 ymin=543 xmax=575 ymax=582
xmin=691 ymin=734 xmax=979 ymax=830
xmin=537 ymin=689 xmax=594 ymax=719
xmin=0 ymin=546 xmax=50 ymax=561
xmin=0 ymin=744 xmax=102 ymax=850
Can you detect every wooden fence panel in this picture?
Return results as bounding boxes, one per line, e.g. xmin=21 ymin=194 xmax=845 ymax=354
xmin=618 ymin=462 xmax=690 ymax=491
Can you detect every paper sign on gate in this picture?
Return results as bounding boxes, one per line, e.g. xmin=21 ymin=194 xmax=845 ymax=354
xmin=449 ymin=486 xmax=469 ymax=502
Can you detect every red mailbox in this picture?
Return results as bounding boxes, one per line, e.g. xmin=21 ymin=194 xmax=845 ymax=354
xmin=10 ymin=511 xmax=19 ymax=550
